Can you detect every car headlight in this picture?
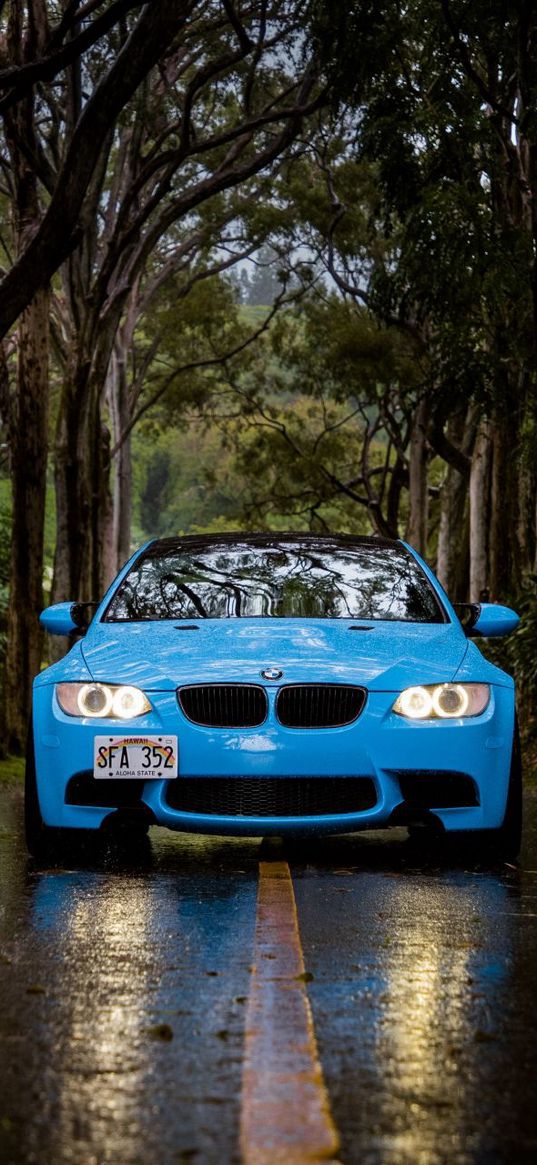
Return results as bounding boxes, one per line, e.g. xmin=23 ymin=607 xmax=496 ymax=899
xmin=393 ymin=683 xmax=490 ymax=720
xmin=56 ymin=683 xmax=151 ymax=719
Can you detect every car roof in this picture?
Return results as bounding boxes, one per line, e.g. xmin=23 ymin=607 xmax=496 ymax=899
xmin=145 ymin=532 xmax=404 ymax=554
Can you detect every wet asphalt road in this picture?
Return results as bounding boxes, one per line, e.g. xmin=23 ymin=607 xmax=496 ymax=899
xmin=1 ymin=785 xmax=537 ymax=1165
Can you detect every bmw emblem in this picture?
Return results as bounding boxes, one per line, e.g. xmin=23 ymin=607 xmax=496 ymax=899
xmin=261 ymin=667 xmax=283 ymax=680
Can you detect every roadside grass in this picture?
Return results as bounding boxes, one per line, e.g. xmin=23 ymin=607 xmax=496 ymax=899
xmin=0 ymin=754 xmax=25 ymax=785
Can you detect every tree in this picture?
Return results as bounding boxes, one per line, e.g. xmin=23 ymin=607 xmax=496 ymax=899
xmin=0 ymin=1 xmax=198 ymax=335
xmin=176 ymin=291 xmax=416 ymax=534
xmin=1 ymin=2 xmax=51 ymax=752
xmin=240 ymin=244 xmax=285 ymax=305
xmin=0 ymin=1 xmax=325 ymax=749
xmin=47 ymin=0 xmax=322 ymax=608
xmin=311 ymin=0 xmax=537 ymax=597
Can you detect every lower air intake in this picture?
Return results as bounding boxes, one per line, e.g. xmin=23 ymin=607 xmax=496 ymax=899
xmin=66 ymin=771 xmax=144 ymax=808
xmin=396 ymin=771 xmax=479 ymax=809
xmin=165 ymin=776 xmax=377 ymax=817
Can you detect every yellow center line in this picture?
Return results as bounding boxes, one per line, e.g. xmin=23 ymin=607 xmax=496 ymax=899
xmin=240 ymin=859 xmax=342 ymax=1165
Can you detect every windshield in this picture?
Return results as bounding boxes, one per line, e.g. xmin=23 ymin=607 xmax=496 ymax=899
xmin=104 ymin=539 xmax=445 ymax=623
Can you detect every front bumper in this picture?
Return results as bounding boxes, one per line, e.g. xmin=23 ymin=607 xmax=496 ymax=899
xmin=32 ymin=684 xmax=515 ymax=836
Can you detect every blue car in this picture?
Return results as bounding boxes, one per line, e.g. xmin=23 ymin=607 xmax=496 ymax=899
xmin=26 ymin=534 xmax=522 ymax=859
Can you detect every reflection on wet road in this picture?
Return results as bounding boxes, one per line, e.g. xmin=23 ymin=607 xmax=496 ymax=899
xmin=1 ymin=786 xmax=537 ymax=1164
xmin=294 ymin=833 xmax=537 ymax=1165
xmin=0 ymin=801 xmax=259 ymax=1165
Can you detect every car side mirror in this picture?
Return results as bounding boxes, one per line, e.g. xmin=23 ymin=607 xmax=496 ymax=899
xmin=455 ymin=602 xmax=520 ymax=638
xmin=40 ymin=602 xmax=97 ymax=636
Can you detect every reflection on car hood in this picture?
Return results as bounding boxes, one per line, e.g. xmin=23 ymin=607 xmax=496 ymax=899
xmin=81 ymin=618 xmax=469 ymax=690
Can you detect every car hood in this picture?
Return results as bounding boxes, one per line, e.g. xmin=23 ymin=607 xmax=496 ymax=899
xmin=81 ymin=618 xmax=468 ymax=691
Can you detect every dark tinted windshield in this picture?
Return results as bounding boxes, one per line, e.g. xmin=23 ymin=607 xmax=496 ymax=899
xmin=104 ymin=539 xmax=444 ymax=623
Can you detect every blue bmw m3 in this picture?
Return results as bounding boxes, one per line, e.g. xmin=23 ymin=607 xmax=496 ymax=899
xmin=26 ymin=534 xmax=522 ymax=859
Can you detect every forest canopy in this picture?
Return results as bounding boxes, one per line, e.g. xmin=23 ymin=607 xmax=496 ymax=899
xmin=1 ymin=0 xmax=537 ymax=750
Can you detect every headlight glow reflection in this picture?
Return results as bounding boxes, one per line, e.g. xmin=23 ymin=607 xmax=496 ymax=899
xmin=111 ymin=686 xmax=149 ymax=719
xmin=396 ymin=686 xmax=433 ymax=720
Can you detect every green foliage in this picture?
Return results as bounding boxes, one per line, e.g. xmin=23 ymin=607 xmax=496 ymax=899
xmin=132 ymin=272 xmax=247 ymax=431
xmin=132 ymin=395 xmax=375 ymax=539
xmin=0 ymin=753 xmax=25 ymax=785
xmin=484 ymin=582 xmax=537 ymax=736
xmin=311 ymin=0 xmax=397 ymax=106
xmin=270 ymin=295 xmax=417 ymax=405
xmin=313 ymin=0 xmax=536 ymax=421
xmin=131 ymin=286 xmax=415 ymax=538
xmin=230 ymin=393 xmax=374 ymax=533
xmin=133 ymin=424 xmax=246 ymax=538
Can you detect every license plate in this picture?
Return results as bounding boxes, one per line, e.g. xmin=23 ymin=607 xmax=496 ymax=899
xmin=93 ymin=735 xmax=178 ymax=779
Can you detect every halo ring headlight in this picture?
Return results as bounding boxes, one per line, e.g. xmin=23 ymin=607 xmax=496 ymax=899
xmin=396 ymin=686 xmax=433 ymax=720
xmin=432 ymin=684 xmax=469 ymax=718
xmin=77 ymin=683 xmax=113 ymax=718
xmin=112 ymin=686 xmax=149 ymax=719
xmin=56 ymin=682 xmax=151 ymax=719
xmin=393 ymin=683 xmax=490 ymax=720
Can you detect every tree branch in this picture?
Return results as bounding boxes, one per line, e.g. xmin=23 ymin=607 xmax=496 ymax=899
xmin=110 ymin=285 xmax=294 ymax=457
xmin=440 ymin=0 xmax=520 ymax=125
xmin=0 ymin=0 xmax=147 ymax=110
xmin=0 ymin=1 xmax=197 ymax=338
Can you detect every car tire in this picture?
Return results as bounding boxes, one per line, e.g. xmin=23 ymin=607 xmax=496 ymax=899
xmin=101 ymin=816 xmax=151 ymax=845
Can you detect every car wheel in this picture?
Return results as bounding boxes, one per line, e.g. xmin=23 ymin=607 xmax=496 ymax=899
xmin=101 ymin=816 xmax=151 ymax=845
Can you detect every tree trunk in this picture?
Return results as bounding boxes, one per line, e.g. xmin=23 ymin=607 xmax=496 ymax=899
xmin=53 ymin=382 xmax=108 ymax=605
xmin=52 ymin=356 xmax=93 ymax=604
xmin=52 ymin=316 xmax=120 ymax=608
xmin=436 ymin=463 xmax=467 ymax=597
xmin=112 ymin=353 xmax=133 ymax=575
xmin=2 ymin=4 xmax=51 ymax=751
xmin=489 ymin=417 xmax=510 ymax=600
xmin=436 ymin=406 xmax=477 ymax=598
xmin=104 ymin=293 xmax=141 ymax=584
xmin=386 ymin=454 xmax=406 ymax=536
xmin=469 ymin=417 xmax=492 ymax=602
xmin=515 ymin=459 xmax=534 ymax=581
xmin=407 ymin=398 xmax=429 ymax=554
xmin=2 ymin=289 xmax=49 ymax=752
xmin=93 ymin=419 xmax=114 ymax=598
